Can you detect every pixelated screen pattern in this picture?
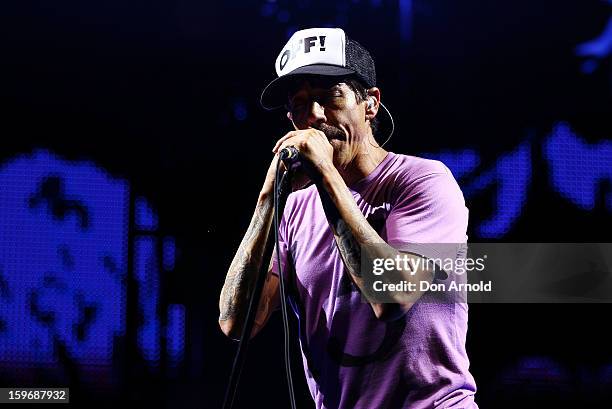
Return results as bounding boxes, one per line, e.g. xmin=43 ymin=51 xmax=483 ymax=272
xmin=544 ymin=123 xmax=612 ymax=211
xmin=0 ymin=150 xmax=184 ymax=379
xmin=135 ymin=236 xmax=161 ymax=364
xmin=423 ymin=122 xmax=611 ymax=238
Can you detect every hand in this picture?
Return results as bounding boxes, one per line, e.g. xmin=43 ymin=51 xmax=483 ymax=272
xmin=260 ymin=152 xmax=315 ymax=197
xmin=272 ymin=129 xmax=334 ymax=178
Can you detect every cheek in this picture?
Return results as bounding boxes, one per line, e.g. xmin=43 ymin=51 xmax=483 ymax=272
xmin=345 ymin=110 xmax=365 ymax=137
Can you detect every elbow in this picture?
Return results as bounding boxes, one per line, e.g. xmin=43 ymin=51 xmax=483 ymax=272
xmin=372 ymin=303 xmax=412 ymax=322
xmin=218 ymin=319 xmax=242 ymax=341
xmin=219 ymin=318 xmax=262 ymax=341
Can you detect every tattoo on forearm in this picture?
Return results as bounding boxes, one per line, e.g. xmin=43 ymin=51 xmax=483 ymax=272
xmin=219 ymin=268 xmax=251 ymax=321
xmin=316 ymin=183 xmax=379 ymax=280
xmin=334 ymin=218 xmax=362 ymax=277
xmin=219 ymin=199 xmax=272 ymax=321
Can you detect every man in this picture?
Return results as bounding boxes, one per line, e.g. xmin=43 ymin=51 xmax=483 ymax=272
xmin=219 ymin=28 xmax=478 ymax=408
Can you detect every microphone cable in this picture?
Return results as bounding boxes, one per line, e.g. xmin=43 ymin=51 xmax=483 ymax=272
xmin=274 ymin=155 xmax=298 ymax=409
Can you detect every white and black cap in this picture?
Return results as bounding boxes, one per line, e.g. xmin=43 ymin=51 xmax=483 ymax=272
xmin=260 ymin=28 xmax=394 ymax=141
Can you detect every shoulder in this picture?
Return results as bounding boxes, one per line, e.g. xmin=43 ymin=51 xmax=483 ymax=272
xmin=385 ymin=152 xmax=459 ymax=196
xmin=384 ymin=153 xmax=469 ymax=243
xmin=388 ymin=152 xmax=450 ymax=180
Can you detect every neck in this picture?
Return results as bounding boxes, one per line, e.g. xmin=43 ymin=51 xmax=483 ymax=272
xmin=336 ymin=137 xmax=388 ymax=187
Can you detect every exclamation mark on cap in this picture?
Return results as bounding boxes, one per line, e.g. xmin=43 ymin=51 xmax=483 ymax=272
xmin=319 ymin=36 xmax=326 ymax=51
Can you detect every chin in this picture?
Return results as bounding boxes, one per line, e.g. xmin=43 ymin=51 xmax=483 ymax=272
xmin=329 ymin=138 xmax=343 ymax=149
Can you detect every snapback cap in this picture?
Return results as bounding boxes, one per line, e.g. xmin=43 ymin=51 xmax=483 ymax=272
xmin=260 ymin=28 xmax=394 ymax=142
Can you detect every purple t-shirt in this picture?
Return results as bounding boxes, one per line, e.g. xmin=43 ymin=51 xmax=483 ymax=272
xmin=272 ymin=152 xmax=478 ymax=409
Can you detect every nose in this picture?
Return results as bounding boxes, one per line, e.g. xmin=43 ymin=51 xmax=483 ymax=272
xmin=305 ymin=100 xmax=326 ymax=128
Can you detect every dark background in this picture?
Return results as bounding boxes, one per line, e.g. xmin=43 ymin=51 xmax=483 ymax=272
xmin=1 ymin=0 xmax=611 ymax=408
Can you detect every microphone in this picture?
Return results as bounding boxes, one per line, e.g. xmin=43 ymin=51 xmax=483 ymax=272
xmin=279 ymin=146 xmax=300 ymax=165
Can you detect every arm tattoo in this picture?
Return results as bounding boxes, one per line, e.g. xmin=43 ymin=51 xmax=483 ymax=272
xmin=219 ymin=262 xmax=257 ymax=321
xmin=313 ymin=171 xmax=384 ymax=280
xmin=316 ymin=187 xmax=373 ymax=279
xmin=334 ymin=218 xmax=362 ymax=277
xmin=219 ymin=198 xmax=272 ymax=321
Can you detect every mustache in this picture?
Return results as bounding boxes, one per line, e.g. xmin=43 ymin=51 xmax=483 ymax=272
xmin=312 ymin=123 xmax=346 ymax=141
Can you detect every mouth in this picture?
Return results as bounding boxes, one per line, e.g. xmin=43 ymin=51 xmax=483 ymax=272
xmin=313 ymin=123 xmax=347 ymax=141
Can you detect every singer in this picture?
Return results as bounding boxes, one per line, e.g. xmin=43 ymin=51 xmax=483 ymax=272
xmin=219 ymin=28 xmax=478 ymax=408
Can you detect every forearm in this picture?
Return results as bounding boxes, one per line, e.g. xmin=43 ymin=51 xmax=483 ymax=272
xmin=219 ymin=193 xmax=274 ymax=332
xmin=317 ymin=165 xmax=433 ymax=317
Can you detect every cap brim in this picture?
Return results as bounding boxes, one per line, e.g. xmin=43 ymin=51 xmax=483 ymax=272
xmin=260 ymin=64 xmax=355 ymax=110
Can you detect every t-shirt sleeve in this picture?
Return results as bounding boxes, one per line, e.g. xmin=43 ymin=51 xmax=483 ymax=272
xmin=384 ymin=164 xmax=469 ymax=265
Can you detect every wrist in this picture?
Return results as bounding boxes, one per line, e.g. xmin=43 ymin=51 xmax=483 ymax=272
xmin=320 ymin=164 xmax=343 ymax=192
xmin=318 ymin=159 xmax=339 ymax=181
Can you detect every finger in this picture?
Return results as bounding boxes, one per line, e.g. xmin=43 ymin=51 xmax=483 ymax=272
xmin=273 ymin=131 xmax=299 ymax=153
xmin=277 ymin=137 xmax=304 ymax=155
xmin=308 ymin=127 xmax=330 ymax=141
xmin=276 ymin=156 xmax=287 ymax=173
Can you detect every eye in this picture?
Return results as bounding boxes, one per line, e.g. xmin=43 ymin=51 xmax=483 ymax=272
xmin=321 ymin=92 xmax=343 ymax=106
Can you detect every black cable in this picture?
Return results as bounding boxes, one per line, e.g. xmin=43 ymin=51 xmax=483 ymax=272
xmin=274 ymin=157 xmax=297 ymax=409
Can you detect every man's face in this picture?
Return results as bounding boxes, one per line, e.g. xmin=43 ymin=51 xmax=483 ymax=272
xmin=286 ymin=77 xmax=371 ymax=168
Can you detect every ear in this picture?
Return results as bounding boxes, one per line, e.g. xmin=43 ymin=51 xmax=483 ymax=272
xmin=286 ymin=111 xmax=298 ymax=130
xmin=365 ymin=87 xmax=381 ymax=121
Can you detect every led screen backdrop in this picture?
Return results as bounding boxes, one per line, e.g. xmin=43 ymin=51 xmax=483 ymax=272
xmin=0 ymin=151 xmax=185 ymax=392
